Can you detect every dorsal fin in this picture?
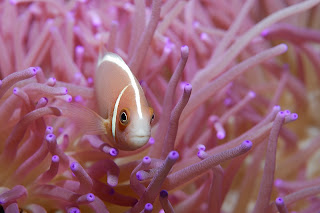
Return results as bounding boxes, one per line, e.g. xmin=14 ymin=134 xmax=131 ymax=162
xmin=98 ymin=43 xmax=108 ymax=67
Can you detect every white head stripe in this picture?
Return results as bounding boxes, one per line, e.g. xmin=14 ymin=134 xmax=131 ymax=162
xmin=112 ymin=85 xmax=129 ymax=141
xmin=100 ymin=53 xmax=143 ymax=118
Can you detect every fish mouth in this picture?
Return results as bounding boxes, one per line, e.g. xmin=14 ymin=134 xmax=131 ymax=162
xmin=129 ymin=135 xmax=150 ymax=146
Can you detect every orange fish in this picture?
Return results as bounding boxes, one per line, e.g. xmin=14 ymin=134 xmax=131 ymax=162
xmin=95 ymin=52 xmax=154 ymax=150
xmin=63 ymin=53 xmax=154 ymax=151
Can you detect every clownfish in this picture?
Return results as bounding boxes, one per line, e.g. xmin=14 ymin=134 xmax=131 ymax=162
xmin=62 ymin=52 xmax=154 ymax=151
xmin=94 ymin=52 xmax=154 ymax=150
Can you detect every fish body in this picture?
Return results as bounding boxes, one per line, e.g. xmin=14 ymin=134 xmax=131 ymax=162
xmin=94 ymin=53 xmax=153 ymax=150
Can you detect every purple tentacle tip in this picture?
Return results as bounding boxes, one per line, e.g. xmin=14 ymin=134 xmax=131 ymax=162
xmin=109 ymin=148 xmax=118 ymax=157
xmin=145 ymin=203 xmax=153 ymax=211
xmin=70 ymin=162 xmax=79 ymax=171
xmin=160 ymin=190 xmax=168 ymax=198
xmin=261 ymin=29 xmax=269 ymax=37
xmin=143 ymin=156 xmax=151 ymax=164
xmin=224 ymin=98 xmax=232 ymax=106
xmin=13 ymin=87 xmax=19 ymax=94
xmin=184 ymin=83 xmax=192 ymax=93
xmin=74 ymin=95 xmax=83 ymax=103
xmin=280 ymin=43 xmax=288 ymax=52
xmin=197 ymin=150 xmax=202 ymax=157
xmin=200 ymin=33 xmax=209 ymax=41
xmin=136 ymin=171 xmax=143 ymax=181
xmin=149 ymin=137 xmax=155 ymax=144
xmin=168 ymin=151 xmax=179 ymax=160
xmin=87 ymin=77 xmax=93 ymax=84
xmin=65 ymin=95 xmax=72 ymax=102
xmin=197 ymin=150 xmax=207 ymax=160
xmin=242 ymin=140 xmax=252 ymax=149
xmin=46 ymin=126 xmax=53 ymax=133
xmin=248 ymin=91 xmax=256 ymax=98
xmin=76 ymin=45 xmax=84 ymax=54
xmin=278 ymin=111 xmax=286 ymax=118
xmin=284 ymin=110 xmax=291 ymax=115
xmin=181 ymin=45 xmax=189 ymax=58
xmin=217 ymin=131 xmax=225 ymax=140
xmin=179 ymin=81 xmax=188 ymax=90
xmin=197 ymin=144 xmax=206 ymax=151
xmin=87 ymin=193 xmax=95 ymax=202
xmin=48 ymin=77 xmax=56 ymax=84
xmin=274 ymin=179 xmax=283 ymax=187
xmin=32 ymin=67 xmax=37 ymax=75
xmin=273 ymin=105 xmax=281 ymax=111
xmin=63 ymin=87 xmax=68 ymax=94
xmin=164 ymin=43 xmax=172 ymax=54
xmin=291 ymin=113 xmax=298 ymax=121
xmin=52 ymin=155 xmax=59 ymax=163
xmin=276 ymin=197 xmax=284 ymax=205
xmin=46 ymin=133 xmax=56 ymax=142
xmin=68 ymin=207 xmax=80 ymax=213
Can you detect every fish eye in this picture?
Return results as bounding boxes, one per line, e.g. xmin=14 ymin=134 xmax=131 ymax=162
xmin=119 ymin=108 xmax=129 ymax=126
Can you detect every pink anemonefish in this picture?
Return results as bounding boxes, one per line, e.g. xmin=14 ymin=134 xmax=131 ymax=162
xmin=95 ymin=52 xmax=154 ymax=150
xmin=62 ymin=52 xmax=154 ymax=151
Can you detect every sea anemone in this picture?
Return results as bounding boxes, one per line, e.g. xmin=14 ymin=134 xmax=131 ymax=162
xmin=0 ymin=0 xmax=320 ymax=212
